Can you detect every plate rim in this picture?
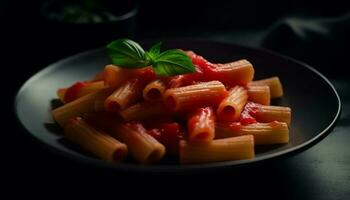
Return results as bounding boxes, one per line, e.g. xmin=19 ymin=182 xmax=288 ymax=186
xmin=14 ymin=39 xmax=342 ymax=173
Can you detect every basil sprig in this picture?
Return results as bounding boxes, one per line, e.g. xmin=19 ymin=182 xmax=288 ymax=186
xmin=106 ymin=39 xmax=195 ymax=76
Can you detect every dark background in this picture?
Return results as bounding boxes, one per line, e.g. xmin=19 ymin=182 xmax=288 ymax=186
xmin=3 ymin=0 xmax=349 ymax=198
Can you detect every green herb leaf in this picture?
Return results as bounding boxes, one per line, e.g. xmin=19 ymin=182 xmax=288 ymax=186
xmin=106 ymin=39 xmax=196 ymax=76
xmin=106 ymin=39 xmax=150 ymax=68
xmin=148 ymin=42 xmax=161 ymax=56
xmin=152 ymin=49 xmax=196 ymax=76
xmin=145 ymin=42 xmax=161 ymax=63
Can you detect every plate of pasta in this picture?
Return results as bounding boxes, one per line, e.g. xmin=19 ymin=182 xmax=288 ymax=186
xmin=15 ymin=39 xmax=341 ymax=171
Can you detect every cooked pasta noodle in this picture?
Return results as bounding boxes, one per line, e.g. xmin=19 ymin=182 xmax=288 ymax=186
xmin=52 ymin=44 xmax=291 ymax=165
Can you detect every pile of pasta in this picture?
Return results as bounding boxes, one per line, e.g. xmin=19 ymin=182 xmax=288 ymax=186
xmin=52 ymin=51 xmax=291 ymax=165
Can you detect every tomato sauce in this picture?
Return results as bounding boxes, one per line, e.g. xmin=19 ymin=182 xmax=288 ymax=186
xmin=64 ymin=82 xmax=87 ymax=103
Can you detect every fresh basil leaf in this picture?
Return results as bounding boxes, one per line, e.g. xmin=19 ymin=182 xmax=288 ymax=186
xmin=148 ymin=42 xmax=161 ymax=56
xmin=106 ymin=39 xmax=196 ymax=76
xmin=106 ymin=39 xmax=150 ymax=68
xmin=152 ymin=49 xmax=196 ymax=76
xmin=145 ymin=42 xmax=161 ymax=63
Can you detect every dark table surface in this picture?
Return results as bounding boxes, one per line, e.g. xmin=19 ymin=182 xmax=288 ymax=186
xmin=5 ymin=10 xmax=350 ymax=198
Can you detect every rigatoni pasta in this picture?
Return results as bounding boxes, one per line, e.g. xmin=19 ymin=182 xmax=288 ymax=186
xmin=247 ymin=85 xmax=270 ymax=105
xmin=248 ymin=76 xmax=283 ymax=98
xmin=64 ymin=117 xmax=128 ymax=162
xmin=187 ymin=107 xmax=216 ymax=142
xmin=217 ymin=86 xmax=248 ymax=122
xmin=104 ymin=79 xmax=142 ymax=112
xmin=215 ymin=122 xmax=289 ymax=145
xmin=52 ymin=45 xmax=292 ymax=165
xmin=120 ymin=101 xmax=168 ymax=121
xmin=77 ymin=81 xmax=107 ymax=97
xmin=103 ymin=64 xmax=128 ymax=89
xmin=254 ymin=105 xmax=292 ymax=125
xmin=52 ymin=88 xmax=112 ymax=126
xmin=180 ymin=135 xmax=255 ymax=164
xmin=213 ymin=59 xmax=254 ymax=86
xmin=143 ymin=79 xmax=166 ymax=101
xmin=85 ymin=114 xmax=166 ymax=164
xmin=163 ymin=81 xmax=228 ymax=111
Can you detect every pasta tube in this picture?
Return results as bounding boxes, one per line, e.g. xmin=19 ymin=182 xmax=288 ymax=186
xmin=77 ymin=81 xmax=107 ymax=97
xmin=247 ymin=85 xmax=270 ymax=105
xmin=180 ymin=135 xmax=255 ymax=164
xmin=163 ymin=81 xmax=227 ymax=111
xmin=254 ymin=105 xmax=291 ymax=125
xmin=248 ymin=76 xmax=283 ymax=98
xmin=143 ymin=80 xmax=166 ymax=101
xmin=52 ymin=89 xmax=112 ymax=126
xmin=213 ymin=59 xmax=254 ymax=86
xmin=120 ymin=102 xmax=168 ymax=121
xmin=64 ymin=117 xmax=127 ymax=162
xmin=215 ymin=122 xmax=289 ymax=144
xmin=104 ymin=79 xmax=142 ymax=112
xmin=103 ymin=64 xmax=128 ymax=89
xmin=85 ymin=114 xmax=166 ymax=164
xmin=187 ymin=107 xmax=215 ymax=142
xmin=217 ymin=86 xmax=248 ymax=122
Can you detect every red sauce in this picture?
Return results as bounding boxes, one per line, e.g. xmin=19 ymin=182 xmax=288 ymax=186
xmin=187 ymin=107 xmax=215 ymax=134
xmin=64 ymin=82 xmax=87 ymax=103
xmin=166 ymin=75 xmax=184 ymax=88
xmin=228 ymin=122 xmax=243 ymax=131
xmin=181 ymin=66 xmax=204 ymax=85
xmin=147 ymin=128 xmax=162 ymax=141
xmin=239 ymin=115 xmax=257 ymax=125
xmin=132 ymin=67 xmax=156 ymax=85
xmin=239 ymin=102 xmax=261 ymax=125
xmin=179 ymin=52 xmax=217 ymax=85
xmin=145 ymin=120 xmax=183 ymax=153
xmin=162 ymin=52 xmax=217 ymax=88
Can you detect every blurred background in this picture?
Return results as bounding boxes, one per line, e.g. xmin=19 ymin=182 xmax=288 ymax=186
xmin=2 ymin=0 xmax=349 ymax=85
xmin=3 ymin=0 xmax=349 ymax=198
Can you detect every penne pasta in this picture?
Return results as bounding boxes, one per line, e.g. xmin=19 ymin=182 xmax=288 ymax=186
xmin=247 ymin=85 xmax=270 ymax=105
xmin=215 ymin=122 xmax=289 ymax=145
xmin=179 ymin=135 xmax=255 ymax=164
xmin=163 ymin=81 xmax=228 ymax=111
xmin=217 ymin=86 xmax=248 ymax=122
xmin=143 ymin=79 xmax=166 ymax=101
xmin=248 ymin=76 xmax=283 ymax=98
xmin=104 ymin=79 xmax=142 ymax=112
xmin=187 ymin=107 xmax=215 ymax=142
xmin=64 ymin=117 xmax=128 ymax=162
xmin=52 ymin=89 xmax=112 ymax=126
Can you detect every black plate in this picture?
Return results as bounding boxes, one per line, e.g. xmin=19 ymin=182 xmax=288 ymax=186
xmin=14 ymin=39 xmax=341 ymax=173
